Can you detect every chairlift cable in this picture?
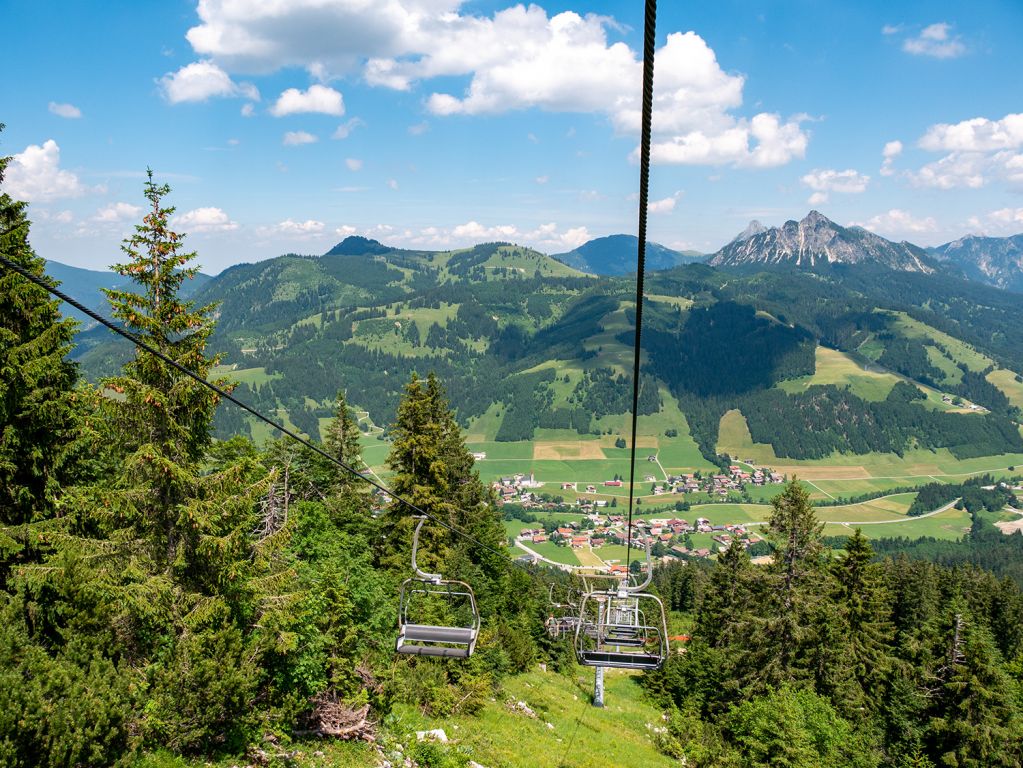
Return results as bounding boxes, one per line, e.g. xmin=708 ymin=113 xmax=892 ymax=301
xmin=625 ymin=0 xmax=658 ymax=572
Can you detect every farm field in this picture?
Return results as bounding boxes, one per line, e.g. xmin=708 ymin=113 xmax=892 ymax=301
xmin=823 ymin=502 xmax=971 ymax=540
xmin=717 ymin=409 xmax=1023 ymax=481
xmin=519 ymin=539 xmax=582 ymax=566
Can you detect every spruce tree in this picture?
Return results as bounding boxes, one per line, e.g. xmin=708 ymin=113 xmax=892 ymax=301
xmin=0 ymin=126 xmax=82 ymax=579
xmin=925 ymin=604 xmax=1023 ymax=767
xmin=831 ymin=528 xmax=894 ymax=716
xmin=746 ymin=478 xmax=828 ymax=692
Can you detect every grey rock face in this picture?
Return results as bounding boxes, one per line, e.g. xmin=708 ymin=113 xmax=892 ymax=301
xmin=709 ymin=211 xmax=935 ymax=273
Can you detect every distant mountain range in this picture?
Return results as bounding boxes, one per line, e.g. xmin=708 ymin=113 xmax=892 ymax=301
xmin=709 ymin=211 xmax=937 ymax=273
xmin=551 ymin=234 xmax=702 ymax=275
xmin=927 ymin=234 xmax=1023 ymax=293
xmin=43 ymin=260 xmax=211 ymax=329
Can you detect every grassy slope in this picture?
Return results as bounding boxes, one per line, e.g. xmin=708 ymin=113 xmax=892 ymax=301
xmin=717 ymin=409 xmax=1023 ymax=481
xmin=391 ymin=668 xmax=677 ymax=768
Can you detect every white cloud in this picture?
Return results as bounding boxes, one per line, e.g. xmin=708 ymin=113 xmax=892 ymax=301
xmin=159 ymin=60 xmax=259 ymax=103
xmin=902 ymin=113 xmax=1023 ymax=189
xmin=177 ymin=3 xmax=807 ymax=169
xmin=174 ymin=206 xmax=239 ymax=232
xmin=388 ymin=179 xmax=399 ymax=190
xmin=241 ymin=103 xmax=256 ymax=117
xmin=345 ymin=157 xmax=363 ymax=171
xmin=535 ymin=175 xmax=549 ymax=185
xmin=270 ymin=84 xmax=345 ymax=116
xmin=909 ymin=152 xmax=988 ymax=189
xmin=258 ymin=218 xmax=326 ymax=240
xmin=648 ymin=192 xmax=682 ymax=214
xmin=332 ymin=117 xmax=365 ymax=139
xmin=880 ymin=139 xmax=903 ymax=176
xmin=94 ymin=202 xmax=142 ymax=223
xmin=48 ymin=102 xmax=82 ymax=119
xmin=800 ymin=168 xmax=869 ymax=204
xmin=283 ymin=130 xmax=318 ymax=146
xmin=881 ymin=24 xmax=902 ymax=35
xmin=349 ymin=220 xmax=591 ymax=251
xmin=408 ymin=121 xmax=429 ymax=135
xmin=4 ymin=140 xmax=95 ymax=202
xmin=965 ymin=208 xmax=1023 ymax=235
xmin=855 ymin=209 xmax=937 ymax=237
xmin=919 ymin=113 xmax=1023 ymax=153
xmin=902 ymin=22 xmax=966 ymax=59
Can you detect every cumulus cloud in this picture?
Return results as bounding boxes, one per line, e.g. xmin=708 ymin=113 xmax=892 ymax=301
xmin=919 ymin=114 xmax=1023 ymax=153
xmin=174 ymin=206 xmax=239 ymax=232
xmin=94 ymin=202 xmax=142 ymax=223
xmin=855 ymin=209 xmax=937 ymax=237
xmin=48 ymin=102 xmax=82 ymax=119
xmin=800 ymin=168 xmax=869 ymax=204
xmin=270 ymin=84 xmax=345 ymax=116
xmin=176 ymin=1 xmax=807 ymax=168
xmin=345 ymin=157 xmax=363 ymax=171
xmin=4 ymin=140 xmax=95 ymax=202
xmin=336 ymin=220 xmax=591 ymax=251
xmin=648 ymin=192 xmax=682 ymax=214
xmin=900 ymin=113 xmax=1023 ymax=189
xmin=258 ymin=218 xmax=326 ymax=240
xmin=283 ymin=130 xmax=318 ymax=145
xmin=902 ymin=22 xmax=966 ymax=59
xmin=159 ymin=60 xmax=259 ymax=103
xmin=880 ymin=140 xmax=903 ymax=176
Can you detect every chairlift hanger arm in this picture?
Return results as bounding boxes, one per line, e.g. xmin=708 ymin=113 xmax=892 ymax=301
xmin=410 ymin=516 xmax=442 ymax=582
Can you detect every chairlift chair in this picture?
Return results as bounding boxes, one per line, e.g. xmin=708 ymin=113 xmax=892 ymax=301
xmin=396 ymin=517 xmax=480 ymax=658
xmin=574 ymin=542 xmax=668 ymax=670
xmin=545 ymin=584 xmax=582 ymax=639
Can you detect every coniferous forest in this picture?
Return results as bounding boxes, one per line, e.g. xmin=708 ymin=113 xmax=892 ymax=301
xmin=3 ymin=162 xmax=1023 ymax=767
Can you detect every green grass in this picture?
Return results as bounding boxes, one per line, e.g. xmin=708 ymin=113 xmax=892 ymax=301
xmin=518 ymin=539 xmax=582 ymax=566
xmin=209 ymin=365 xmax=279 ymax=386
xmin=988 ymin=368 xmax=1023 ymax=411
xmin=776 ymin=346 xmax=901 ymax=401
xmin=823 ymin=502 xmax=971 ymax=540
xmin=889 ymin=311 xmax=992 ymax=372
xmin=717 ymin=409 xmax=1023 ymax=481
xmin=391 ymin=668 xmax=677 ymax=768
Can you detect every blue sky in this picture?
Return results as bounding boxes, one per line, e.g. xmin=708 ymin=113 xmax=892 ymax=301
xmin=2 ymin=0 xmax=1022 ymax=273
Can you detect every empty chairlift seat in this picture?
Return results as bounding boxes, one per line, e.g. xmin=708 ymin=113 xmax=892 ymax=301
xmin=396 ymin=517 xmax=480 ymax=659
xmin=574 ymin=545 xmax=668 ymax=671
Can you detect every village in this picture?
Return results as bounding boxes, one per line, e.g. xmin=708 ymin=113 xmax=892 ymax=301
xmin=490 ymin=461 xmax=785 ymax=510
xmin=513 ymin=512 xmax=767 ymax=567
xmin=489 ymin=462 xmax=786 ymax=564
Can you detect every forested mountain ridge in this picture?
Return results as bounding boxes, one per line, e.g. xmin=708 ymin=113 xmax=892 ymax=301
xmin=66 ymin=231 xmax=1023 ymax=470
xmin=551 ymin=234 xmax=702 ymax=274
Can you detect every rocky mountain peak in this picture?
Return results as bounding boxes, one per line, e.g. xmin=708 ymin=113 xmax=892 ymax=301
xmin=708 ymin=211 xmax=935 ymax=273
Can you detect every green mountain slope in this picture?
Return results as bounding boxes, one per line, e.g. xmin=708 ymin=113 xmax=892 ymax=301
xmin=73 ymin=238 xmax=1023 ymax=471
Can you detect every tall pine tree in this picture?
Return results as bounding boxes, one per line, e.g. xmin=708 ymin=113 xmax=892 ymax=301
xmin=0 ymin=125 xmax=83 ymax=580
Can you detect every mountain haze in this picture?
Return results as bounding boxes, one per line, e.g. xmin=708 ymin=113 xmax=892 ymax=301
xmin=709 ymin=211 xmax=936 ymax=273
